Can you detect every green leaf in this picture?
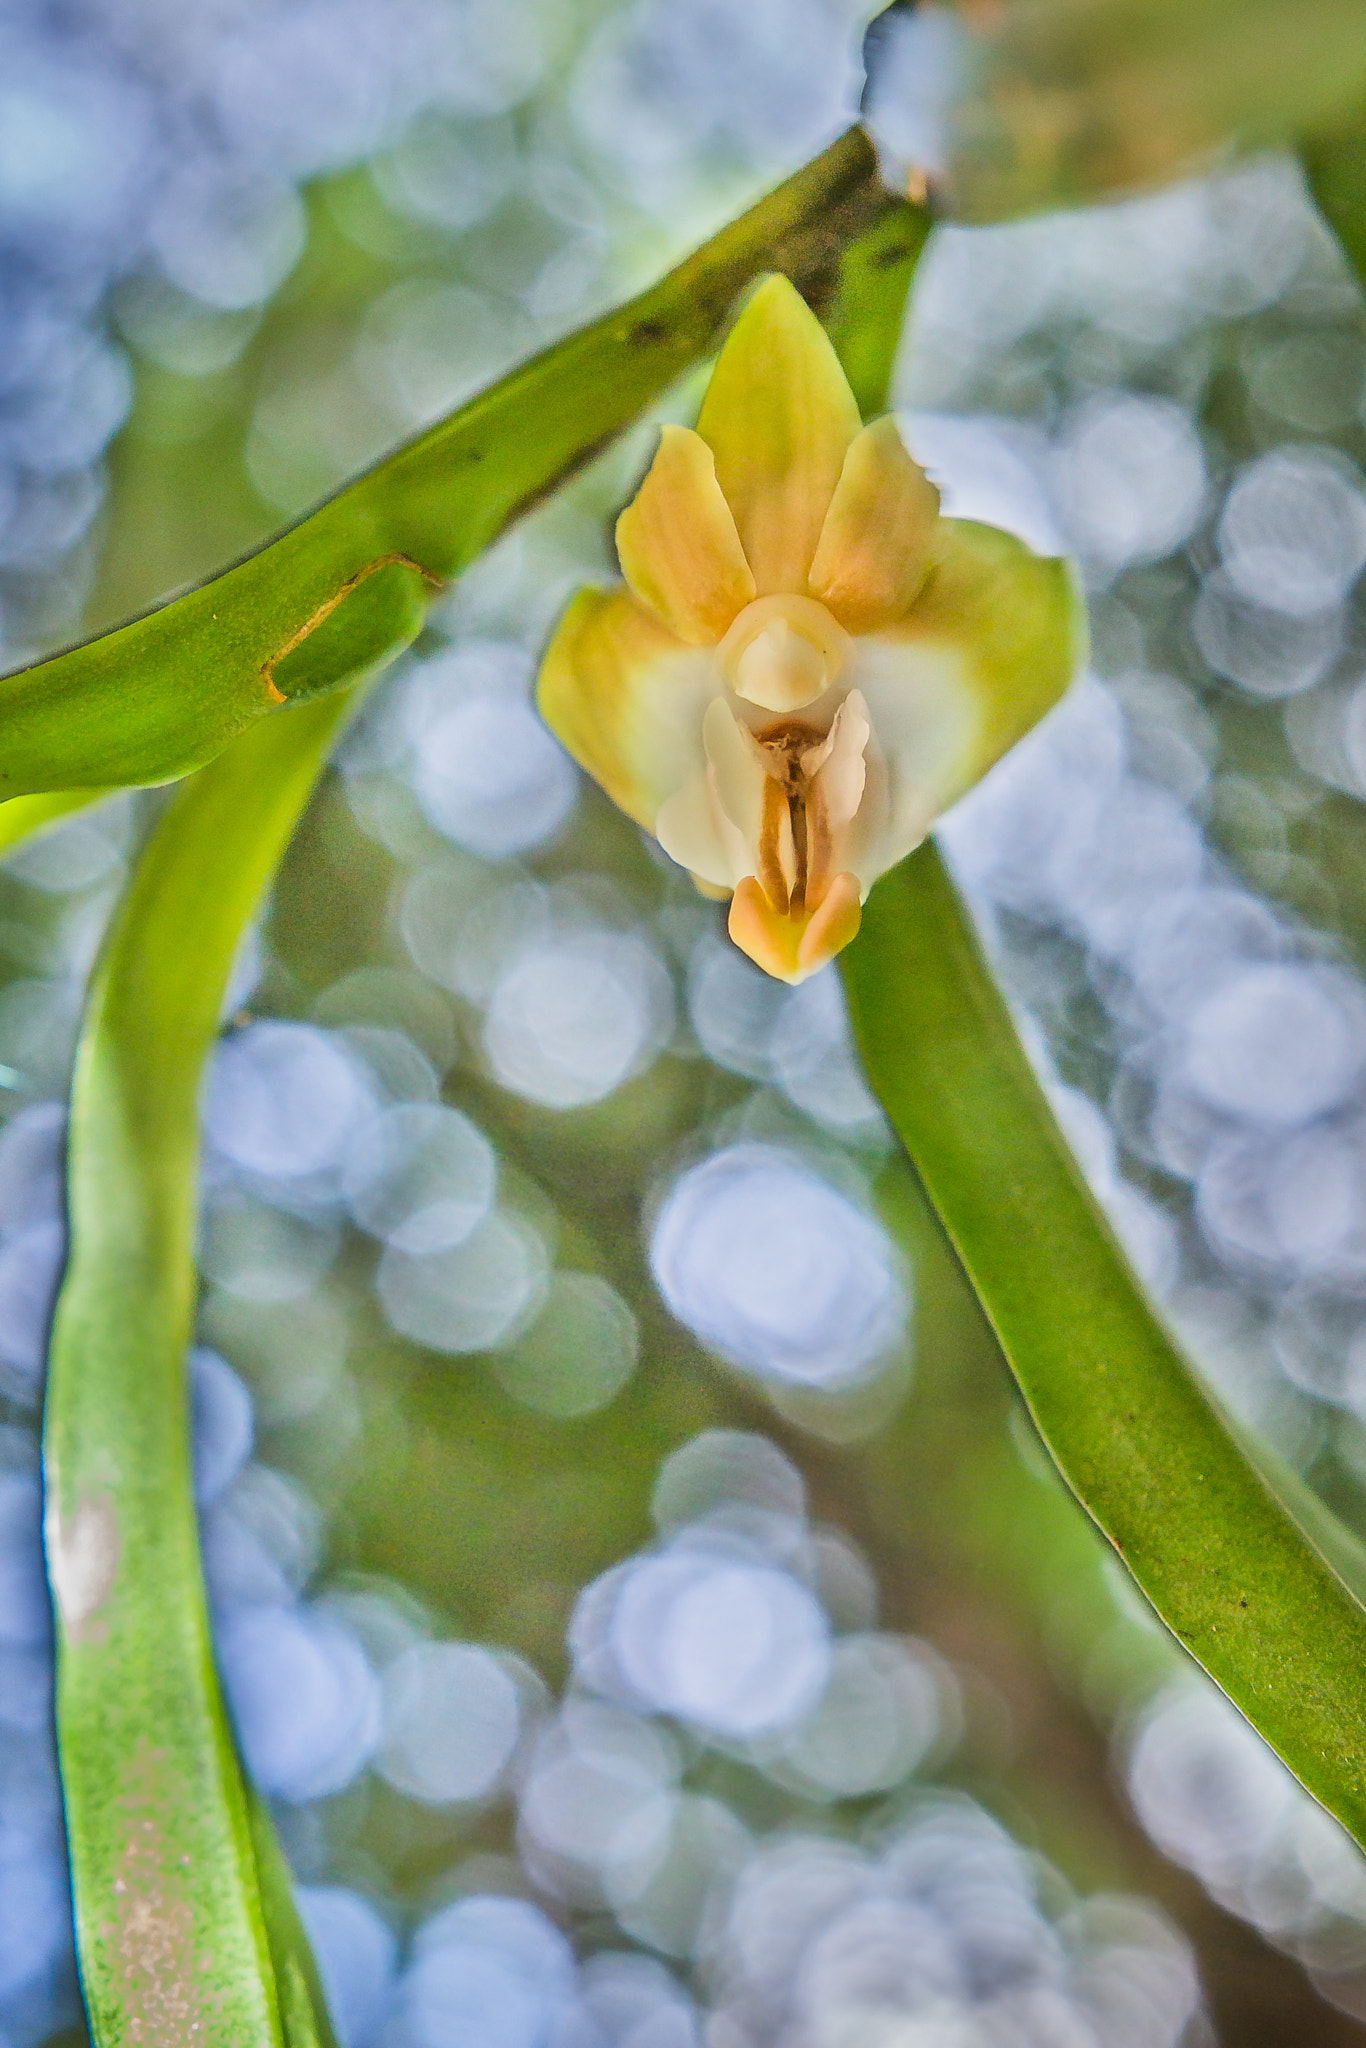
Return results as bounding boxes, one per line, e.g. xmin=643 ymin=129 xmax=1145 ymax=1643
xmin=0 ymin=788 xmax=111 ymax=858
xmin=249 ymin=1794 xmax=344 ymax=2048
xmin=842 ymin=841 xmax=1366 ymax=1849
xmin=1302 ymin=108 xmax=1366 ymax=295
xmin=0 ymin=127 xmax=917 ymax=805
xmin=43 ymin=695 xmax=353 ymax=2048
xmin=823 ymin=200 xmax=930 ymax=420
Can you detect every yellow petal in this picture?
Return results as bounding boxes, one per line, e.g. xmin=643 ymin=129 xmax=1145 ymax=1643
xmin=848 ymin=518 xmax=1085 ymax=873
xmin=728 ymin=877 xmax=801 ymax=981
xmin=695 ymin=275 xmax=861 ymax=598
xmin=536 ymin=587 xmax=719 ymax=833
xmin=615 ymin=425 xmax=756 ymax=644
xmin=886 ymin=517 xmax=1085 ymax=791
xmin=798 ymin=872 xmax=863 ymax=975
xmin=807 ymin=417 xmax=941 ymax=633
xmin=727 ymin=870 xmax=863 ymax=985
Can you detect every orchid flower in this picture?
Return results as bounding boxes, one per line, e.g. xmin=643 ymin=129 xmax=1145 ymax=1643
xmin=537 ymin=274 xmax=1084 ymax=983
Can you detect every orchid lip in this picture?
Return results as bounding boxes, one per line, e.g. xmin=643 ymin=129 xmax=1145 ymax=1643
xmin=717 ymin=594 xmax=851 ymax=714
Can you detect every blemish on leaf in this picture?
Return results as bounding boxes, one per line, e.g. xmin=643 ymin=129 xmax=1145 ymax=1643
xmin=261 ymin=551 xmax=438 ymax=703
xmin=47 ymin=1492 xmax=119 ymax=1639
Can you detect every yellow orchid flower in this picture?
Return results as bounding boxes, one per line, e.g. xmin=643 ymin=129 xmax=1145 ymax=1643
xmin=537 ymin=274 xmax=1085 ymax=983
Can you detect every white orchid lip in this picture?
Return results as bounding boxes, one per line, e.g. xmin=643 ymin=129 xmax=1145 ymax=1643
xmin=718 ymin=593 xmax=852 ymax=714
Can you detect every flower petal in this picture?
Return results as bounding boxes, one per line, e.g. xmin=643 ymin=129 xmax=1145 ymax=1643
xmin=728 ymin=877 xmax=799 ymax=980
xmin=727 ymin=870 xmax=863 ymax=985
xmin=701 ymin=693 xmax=766 ymax=849
xmin=805 ymin=688 xmax=870 ymax=835
xmin=798 ymin=872 xmax=862 ymax=975
xmin=655 ymin=695 xmax=764 ymax=892
xmin=536 ymin=587 xmax=720 ymax=833
xmin=656 ymin=693 xmax=771 ymax=894
xmin=808 ymin=417 xmax=941 ymax=632
xmin=849 ymin=518 xmax=1084 ymax=874
xmin=656 ymin=769 xmax=741 ymax=891
xmin=615 ymin=425 xmax=756 ymax=644
xmin=695 ymin=274 xmax=860 ymax=598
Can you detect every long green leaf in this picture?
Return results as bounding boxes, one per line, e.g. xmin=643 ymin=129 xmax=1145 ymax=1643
xmin=42 ymin=693 xmax=356 ymax=2048
xmin=0 ymin=127 xmax=914 ymax=803
xmin=841 ymin=843 xmax=1366 ymax=1849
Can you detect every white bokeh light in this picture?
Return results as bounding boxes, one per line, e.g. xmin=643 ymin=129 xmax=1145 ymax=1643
xmin=377 ymin=1208 xmax=549 ymax=1354
xmin=188 ymin=1347 xmax=255 ymax=1508
xmin=1218 ymin=449 xmax=1366 ymax=617
xmin=391 ymin=1896 xmax=577 ymax=2048
xmin=483 ymin=931 xmax=674 ymax=1110
xmin=650 ymin=1146 xmax=905 ymax=1386
xmin=217 ymin=1603 xmax=380 ymax=1803
xmin=1053 ymin=392 xmax=1206 ymax=570
xmin=606 ymin=1546 xmax=831 ymax=1740
xmin=410 ymin=693 xmax=576 ymax=859
xmin=206 ymin=1021 xmax=373 ymax=1181
xmin=493 ymin=1271 xmax=639 ymax=1418
xmin=518 ymin=1701 xmax=680 ymax=1904
xmin=342 ymin=1102 xmax=496 ymax=1253
xmin=1181 ymin=964 xmax=1366 ymax=1127
xmin=378 ymin=1642 xmax=528 ymax=1805
xmin=775 ymin=1634 xmax=945 ymax=1800
xmin=0 ymin=1474 xmax=48 ymax=1650
xmin=295 ymin=1887 xmax=397 ymax=2048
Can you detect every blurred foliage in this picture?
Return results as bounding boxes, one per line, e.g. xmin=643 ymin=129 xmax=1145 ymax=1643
xmin=918 ymin=0 xmax=1366 ymax=222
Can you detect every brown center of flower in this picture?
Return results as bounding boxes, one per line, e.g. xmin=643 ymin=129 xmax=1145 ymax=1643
xmin=748 ymin=718 xmax=840 ymax=917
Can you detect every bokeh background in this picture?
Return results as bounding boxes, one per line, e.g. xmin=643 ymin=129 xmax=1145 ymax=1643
xmin=4 ymin=1 xmax=1366 ymax=2043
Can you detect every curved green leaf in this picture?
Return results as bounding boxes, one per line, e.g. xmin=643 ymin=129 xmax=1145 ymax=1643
xmin=1302 ymin=111 xmax=1366 ymax=301
xmin=0 ymin=788 xmax=111 ymax=858
xmin=842 ymin=842 xmax=1366 ymax=1849
xmin=42 ymin=694 xmax=354 ymax=2048
xmin=0 ymin=127 xmax=914 ymax=803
